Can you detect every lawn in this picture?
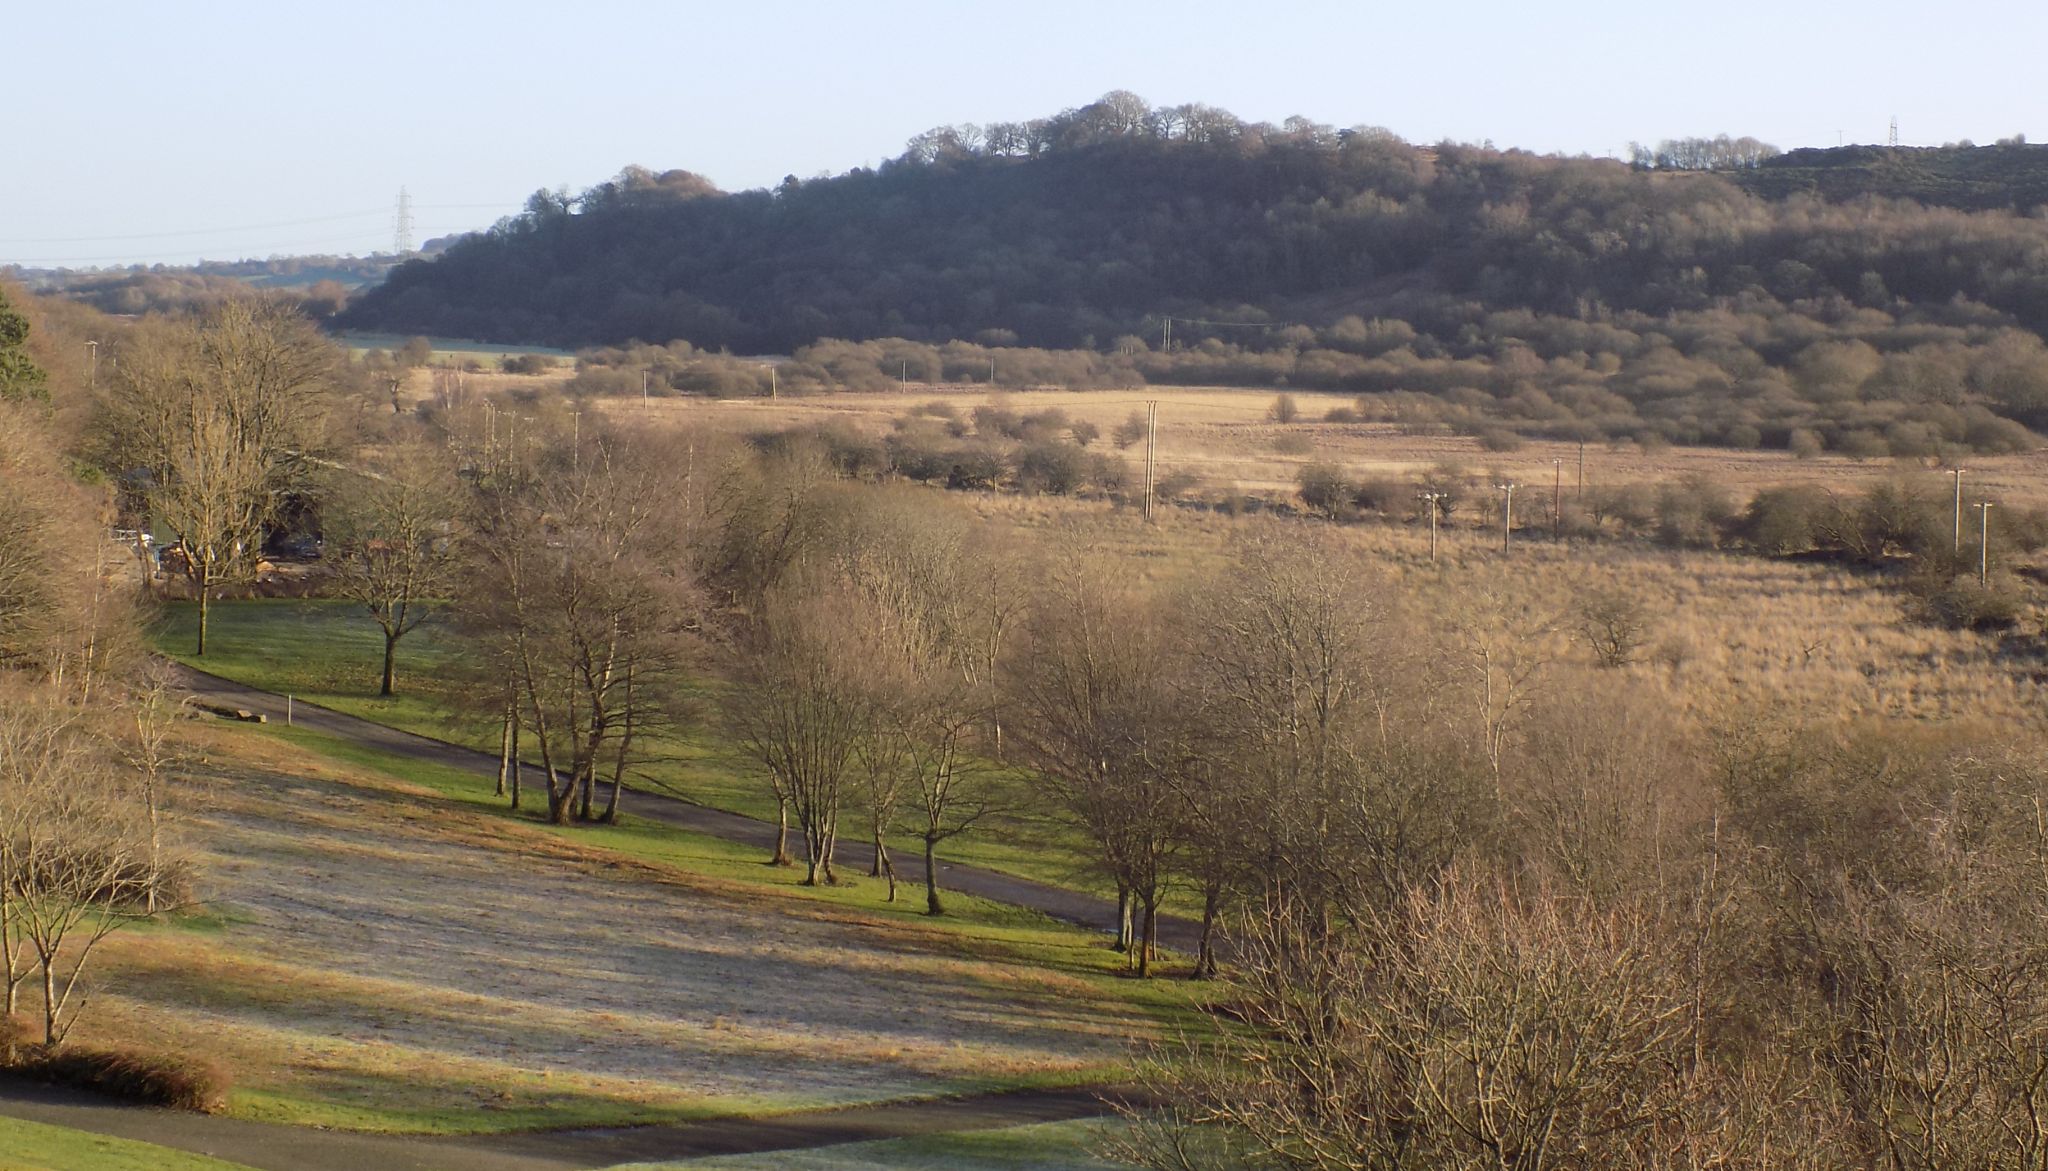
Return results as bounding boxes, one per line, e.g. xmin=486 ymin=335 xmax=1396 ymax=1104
xmin=151 ymin=600 xmax=1121 ymax=904
xmin=77 ymin=719 xmax=1205 ymax=1135
xmin=0 ymin=1116 xmax=255 ymax=1171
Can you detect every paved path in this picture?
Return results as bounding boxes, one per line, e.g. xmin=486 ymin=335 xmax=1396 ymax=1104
xmin=0 ymin=1078 xmax=1141 ymax=1171
xmin=165 ymin=663 xmax=1206 ymax=955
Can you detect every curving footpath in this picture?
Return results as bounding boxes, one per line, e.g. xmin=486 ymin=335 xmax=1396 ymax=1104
xmin=0 ymin=1079 xmax=1144 ymax=1171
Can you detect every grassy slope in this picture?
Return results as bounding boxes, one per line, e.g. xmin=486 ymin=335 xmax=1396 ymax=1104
xmin=108 ymin=719 xmax=1204 ymax=1135
xmin=622 ymin=1119 xmax=1124 ymax=1169
xmin=150 ymin=600 xmax=1114 ymax=901
xmin=0 ymin=1116 xmax=255 ymax=1171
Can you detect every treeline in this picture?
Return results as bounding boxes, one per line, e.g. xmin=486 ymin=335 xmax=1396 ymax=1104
xmin=343 ymin=96 xmax=2048 ymax=446
xmin=574 ymin=313 xmax=2048 ymax=454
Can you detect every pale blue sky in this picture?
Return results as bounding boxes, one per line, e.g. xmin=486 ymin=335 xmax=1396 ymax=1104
xmin=4 ymin=0 xmax=2041 ymax=268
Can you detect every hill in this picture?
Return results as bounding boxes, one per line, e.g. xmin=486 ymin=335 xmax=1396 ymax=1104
xmin=1735 ymin=140 xmax=2048 ymax=211
xmin=341 ymin=97 xmax=2048 ymax=358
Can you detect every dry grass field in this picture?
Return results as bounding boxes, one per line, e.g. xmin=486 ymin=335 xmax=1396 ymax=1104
xmin=588 ymin=384 xmax=2048 ymax=508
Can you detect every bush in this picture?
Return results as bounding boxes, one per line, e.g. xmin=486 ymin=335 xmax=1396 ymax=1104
xmin=1788 ymin=428 xmax=1825 ymax=459
xmin=21 ymin=1046 xmax=231 ymax=1112
xmin=1272 ymin=433 xmax=1314 ymax=456
xmin=1270 ymin=393 xmax=1300 ymax=423
xmin=1298 ymin=463 xmax=1354 ymax=517
xmin=945 ymin=444 xmax=1009 ymax=491
xmin=1324 ymin=406 xmax=1362 ymax=424
xmin=1476 ymin=426 xmax=1524 ymax=452
xmin=1155 ymin=468 xmax=1201 ymax=501
xmin=1918 ymin=574 xmax=2024 ymax=630
xmin=0 ymin=1014 xmax=31 ymax=1066
xmin=1113 ymin=411 xmax=1148 ymax=449
xmin=1016 ymin=440 xmax=1088 ymax=494
xmin=500 ymin=353 xmax=559 ymax=375
xmin=1070 ymin=418 xmax=1101 ymax=446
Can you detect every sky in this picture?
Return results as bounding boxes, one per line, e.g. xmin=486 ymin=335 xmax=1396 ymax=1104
xmin=4 ymin=0 xmax=2043 ymax=269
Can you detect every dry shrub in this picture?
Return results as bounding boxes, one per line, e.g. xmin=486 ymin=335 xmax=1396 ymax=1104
xmin=0 ymin=1013 xmax=32 ymax=1065
xmin=22 ymin=1045 xmax=231 ymax=1112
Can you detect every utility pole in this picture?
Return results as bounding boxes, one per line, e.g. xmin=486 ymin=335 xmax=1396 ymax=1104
xmin=1975 ymin=501 xmax=1994 ymax=586
xmin=1576 ymin=439 xmax=1586 ymax=499
xmin=572 ymin=410 xmax=581 ymax=470
xmin=1950 ymin=467 xmax=1965 ymax=556
xmin=900 ymin=359 xmax=908 ymax=388
xmin=1495 ymin=482 xmax=1517 ymax=552
xmin=989 ymin=357 xmax=996 ymax=384
xmin=85 ymin=340 xmax=98 ymax=392
xmin=1161 ymin=317 xmax=1172 ymax=353
xmin=1552 ymin=458 xmax=1563 ymax=538
xmin=1142 ymin=400 xmax=1159 ymax=522
xmin=1417 ymin=491 xmax=1446 ymax=563
xmin=642 ymin=369 xmax=649 ymax=406
xmin=770 ymin=365 xmax=779 ymax=399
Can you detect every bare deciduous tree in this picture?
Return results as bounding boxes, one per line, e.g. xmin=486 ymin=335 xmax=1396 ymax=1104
xmin=325 ymin=441 xmax=462 ymax=696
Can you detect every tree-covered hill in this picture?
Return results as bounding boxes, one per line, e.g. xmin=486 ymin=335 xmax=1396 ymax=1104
xmin=1734 ymin=140 xmax=2048 ymax=212
xmin=341 ymin=96 xmax=2048 ymax=357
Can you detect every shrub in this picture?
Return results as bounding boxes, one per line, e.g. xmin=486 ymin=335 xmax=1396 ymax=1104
xmin=1297 ymin=463 xmax=1354 ymax=517
xmin=1016 ymin=440 xmax=1088 ymax=494
xmin=1113 ymin=411 xmax=1148 ymax=448
xmin=1788 ymin=428 xmax=1825 ymax=459
xmin=945 ymin=444 xmax=1010 ymax=491
xmin=500 ymin=353 xmax=559 ymax=375
xmin=1270 ymin=393 xmax=1300 ymax=423
xmin=1155 ymin=468 xmax=1201 ymax=501
xmin=1476 ymin=426 xmax=1524 ymax=452
xmin=1838 ymin=429 xmax=1892 ymax=460
xmin=1917 ymin=574 xmax=2023 ymax=630
xmin=0 ymin=1014 xmax=31 ymax=1066
xmin=1070 ymin=418 xmax=1101 ymax=446
xmin=1272 ymin=433 xmax=1314 ymax=456
xmin=23 ymin=1046 xmax=231 ymax=1113
xmin=1324 ymin=406 xmax=1361 ymax=424
xmin=1575 ymin=587 xmax=1654 ymax=667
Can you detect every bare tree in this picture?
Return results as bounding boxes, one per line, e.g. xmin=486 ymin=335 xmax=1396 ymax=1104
xmin=722 ymin=587 xmax=873 ymax=885
xmin=0 ymin=695 xmax=161 ymax=1047
xmin=99 ymin=299 xmax=333 ymax=654
xmin=1009 ymin=557 xmax=1183 ymax=973
xmin=324 ymin=441 xmax=462 ymax=696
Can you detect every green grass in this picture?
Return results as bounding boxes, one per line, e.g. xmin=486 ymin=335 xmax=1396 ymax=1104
xmin=0 ymin=1116 xmax=257 ymax=1171
xmin=152 ymin=600 xmax=1154 ymax=910
xmin=620 ymin=1119 xmax=1127 ymax=1169
xmin=251 ymin=721 xmax=1208 ymax=1030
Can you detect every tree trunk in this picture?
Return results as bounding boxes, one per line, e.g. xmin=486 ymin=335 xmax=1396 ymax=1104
xmin=195 ymin=582 xmax=210 ymax=656
xmin=379 ymin=629 xmax=399 ymax=696
xmin=1193 ymin=883 xmax=1221 ymax=979
xmin=1115 ymin=885 xmax=1134 ymax=953
xmin=924 ymin=834 xmax=944 ymax=916
xmin=496 ymin=707 xmax=514 ymax=797
xmin=870 ymin=827 xmax=885 ymax=878
xmin=879 ymin=839 xmax=897 ymax=902
xmin=771 ymin=797 xmax=792 ymax=866
xmin=1138 ymin=894 xmax=1159 ymax=978
xmin=508 ymin=717 xmax=522 ymax=811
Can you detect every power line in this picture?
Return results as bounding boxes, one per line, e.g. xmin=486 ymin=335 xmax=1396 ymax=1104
xmin=0 ymin=209 xmax=389 ymax=245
